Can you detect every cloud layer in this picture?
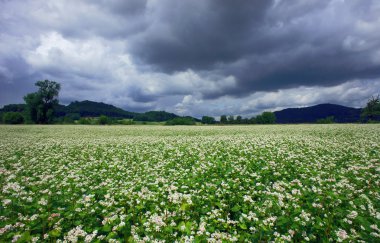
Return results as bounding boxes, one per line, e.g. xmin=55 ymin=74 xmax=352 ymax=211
xmin=1 ymin=0 xmax=380 ymax=117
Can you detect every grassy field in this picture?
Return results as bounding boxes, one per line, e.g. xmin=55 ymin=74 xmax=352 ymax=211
xmin=0 ymin=125 xmax=379 ymax=242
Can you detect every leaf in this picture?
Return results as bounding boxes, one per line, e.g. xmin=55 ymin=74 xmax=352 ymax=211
xmin=231 ymin=205 xmax=241 ymax=212
xmin=106 ymin=232 xmax=118 ymax=240
xmin=102 ymin=224 xmax=112 ymax=232
xmin=239 ymin=223 xmax=247 ymax=230
xmin=18 ymin=231 xmax=31 ymax=242
xmin=49 ymin=229 xmax=61 ymax=237
xmin=180 ymin=203 xmax=190 ymax=211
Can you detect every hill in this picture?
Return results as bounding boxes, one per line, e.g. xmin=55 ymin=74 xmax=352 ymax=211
xmin=54 ymin=100 xmax=181 ymax=121
xmin=0 ymin=100 xmax=184 ymax=122
xmin=133 ymin=111 xmax=178 ymax=122
xmin=60 ymin=100 xmax=136 ymax=118
xmin=1 ymin=101 xmax=365 ymax=123
xmin=274 ymin=104 xmax=362 ymax=123
xmin=0 ymin=104 xmax=26 ymax=112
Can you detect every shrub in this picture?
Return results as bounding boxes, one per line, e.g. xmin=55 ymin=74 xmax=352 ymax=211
xmin=78 ymin=117 xmax=91 ymax=125
xmin=2 ymin=112 xmax=24 ymax=124
xmin=98 ymin=115 xmax=110 ymax=125
xmin=316 ymin=116 xmax=335 ymax=124
xmin=165 ymin=117 xmax=196 ymax=125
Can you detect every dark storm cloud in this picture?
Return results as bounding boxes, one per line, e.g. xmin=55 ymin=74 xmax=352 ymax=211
xmin=129 ymin=0 xmax=272 ymax=72
xmin=128 ymin=0 xmax=380 ymax=98
xmin=0 ymin=56 xmax=37 ymax=105
xmin=94 ymin=0 xmax=147 ymax=16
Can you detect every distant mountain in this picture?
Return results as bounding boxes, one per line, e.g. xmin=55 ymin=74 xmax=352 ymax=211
xmin=0 ymin=104 xmax=26 ymax=112
xmin=59 ymin=100 xmax=136 ymax=118
xmin=54 ymin=100 xmax=182 ymax=121
xmin=1 ymin=101 xmax=365 ymax=123
xmin=0 ymin=100 xmax=184 ymax=122
xmin=274 ymin=104 xmax=362 ymax=123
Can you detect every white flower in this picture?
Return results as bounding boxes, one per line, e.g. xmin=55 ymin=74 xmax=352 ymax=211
xmin=198 ymin=222 xmax=206 ymax=234
xmin=347 ymin=211 xmax=358 ymax=219
xmin=12 ymin=234 xmax=21 ymax=242
xmin=180 ymin=225 xmax=186 ymax=231
xmin=336 ymin=229 xmax=348 ymax=241
xmin=2 ymin=199 xmax=11 ymax=206
xmin=38 ymin=198 xmax=48 ymax=206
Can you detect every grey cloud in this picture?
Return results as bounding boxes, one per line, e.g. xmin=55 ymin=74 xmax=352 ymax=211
xmin=93 ymin=0 xmax=147 ymax=16
xmin=172 ymin=79 xmax=380 ymax=118
xmin=129 ymin=0 xmax=272 ymax=72
xmin=128 ymin=0 xmax=380 ymax=98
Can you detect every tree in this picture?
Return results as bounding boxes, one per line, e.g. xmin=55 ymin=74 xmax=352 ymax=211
xmin=24 ymin=80 xmax=61 ymax=124
xmin=255 ymin=112 xmax=276 ymax=124
xmin=236 ymin=115 xmax=242 ymax=124
xmin=361 ymin=95 xmax=380 ymax=122
xmin=98 ymin=115 xmax=110 ymax=125
xmin=262 ymin=112 xmax=276 ymax=124
xmin=220 ymin=115 xmax=227 ymax=124
xmin=227 ymin=115 xmax=235 ymax=124
xmin=201 ymin=116 xmax=216 ymax=124
xmin=2 ymin=112 xmax=24 ymax=124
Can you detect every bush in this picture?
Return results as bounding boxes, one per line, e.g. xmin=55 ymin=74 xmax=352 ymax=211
xmin=78 ymin=117 xmax=91 ymax=125
xmin=98 ymin=115 xmax=110 ymax=125
xmin=201 ymin=116 xmax=216 ymax=124
xmin=165 ymin=117 xmax=196 ymax=125
xmin=119 ymin=119 xmax=134 ymax=125
xmin=2 ymin=112 xmax=24 ymax=124
xmin=62 ymin=116 xmax=75 ymax=124
xmin=316 ymin=116 xmax=335 ymax=124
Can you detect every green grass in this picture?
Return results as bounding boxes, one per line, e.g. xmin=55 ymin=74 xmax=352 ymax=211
xmin=0 ymin=125 xmax=379 ymax=242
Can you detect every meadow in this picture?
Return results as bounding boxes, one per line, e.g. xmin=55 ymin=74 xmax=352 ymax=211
xmin=0 ymin=125 xmax=379 ymax=242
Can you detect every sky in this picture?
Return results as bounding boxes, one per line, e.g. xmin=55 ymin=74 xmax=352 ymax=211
xmin=1 ymin=0 xmax=380 ymax=117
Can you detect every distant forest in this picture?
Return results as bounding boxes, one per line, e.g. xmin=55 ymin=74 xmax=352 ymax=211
xmin=1 ymin=80 xmax=379 ymax=125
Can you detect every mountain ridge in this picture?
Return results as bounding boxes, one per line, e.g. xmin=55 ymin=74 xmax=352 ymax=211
xmin=273 ymin=103 xmax=362 ymax=123
xmin=0 ymin=101 xmax=365 ymax=123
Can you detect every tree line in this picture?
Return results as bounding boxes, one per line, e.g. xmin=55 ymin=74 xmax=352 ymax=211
xmin=201 ymin=111 xmax=276 ymax=125
xmin=1 ymin=80 xmax=380 ymax=125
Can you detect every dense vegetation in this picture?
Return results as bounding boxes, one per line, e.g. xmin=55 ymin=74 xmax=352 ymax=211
xmin=361 ymin=95 xmax=380 ymax=122
xmin=24 ymin=80 xmax=61 ymax=124
xmin=165 ymin=117 xmax=196 ymax=125
xmin=134 ymin=111 xmax=178 ymax=122
xmin=0 ymin=125 xmax=379 ymax=242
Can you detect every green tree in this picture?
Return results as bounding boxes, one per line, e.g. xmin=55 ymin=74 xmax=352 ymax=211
xmin=24 ymin=80 xmax=61 ymax=124
xmin=236 ymin=115 xmax=242 ymax=124
xmin=227 ymin=115 xmax=235 ymax=124
xmin=201 ymin=116 xmax=216 ymax=124
xmin=361 ymin=95 xmax=380 ymax=122
xmin=2 ymin=112 xmax=24 ymax=124
xmin=220 ymin=115 xmax=227 ymax=124
xmin=98 ymin=115 xmax=110 ymax=125
xmin=255 ymin=112 xmax=276 ymax=124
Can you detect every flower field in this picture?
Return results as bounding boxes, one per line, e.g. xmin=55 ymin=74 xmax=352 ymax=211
xmin=1 ymin=125 xmax=379 ymax=242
